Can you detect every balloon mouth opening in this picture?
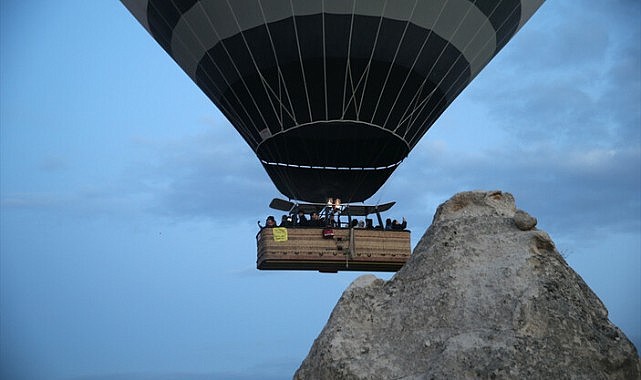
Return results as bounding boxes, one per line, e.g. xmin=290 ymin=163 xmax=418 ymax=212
xmin=259 ymin=160 xmax=402 ymax=171
xmin=256 ymin=120 xmax=408 ymax=169
xmin=256 ymin=120 xmax=408 ymax=203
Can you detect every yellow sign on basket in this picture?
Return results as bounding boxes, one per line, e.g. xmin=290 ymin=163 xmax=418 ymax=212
xmin=272 ymin=227 xmax=288 ymax=242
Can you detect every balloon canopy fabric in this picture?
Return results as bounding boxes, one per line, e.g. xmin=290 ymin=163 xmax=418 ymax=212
xmin=122 ymin=0 xmax=544 ymax=203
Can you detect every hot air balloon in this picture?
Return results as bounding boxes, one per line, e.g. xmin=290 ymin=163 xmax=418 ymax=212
xmin=121 ymin=0 xmax=544 ymax=272
xmin=121 ymin=0 xmax=544 ymax=204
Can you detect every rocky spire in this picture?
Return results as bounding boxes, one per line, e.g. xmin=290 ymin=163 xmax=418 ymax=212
xmin=295 ymin=191 xmax=640 ymax=379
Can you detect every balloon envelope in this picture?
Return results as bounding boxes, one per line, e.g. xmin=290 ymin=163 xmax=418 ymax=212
xmin=122 ymin=0 xmax=544 ymax=203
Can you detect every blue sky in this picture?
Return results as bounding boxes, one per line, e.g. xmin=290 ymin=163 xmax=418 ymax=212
xmin=1 ymin=1 xmax=639 ymax=379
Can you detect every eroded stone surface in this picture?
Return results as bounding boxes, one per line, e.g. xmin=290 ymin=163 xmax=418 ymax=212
xmin=514 ymin=209 xmax=537 ymax=231
xmin=295 ymin=191 xmax=640 ymax=380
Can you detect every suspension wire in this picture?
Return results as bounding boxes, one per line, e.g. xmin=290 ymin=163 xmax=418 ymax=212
xmin=316 ymin=0 xmax=330 ymax=199
xmin=238 ymin=1 xmax=350 ymax=201
xmin=346 ymin=0 xmax=418 ymax=204
xmin=257 ymin=0 xmax=299 ymax=131
xmin=255 ymin=0 xmax=308 ymax=201
xmin=289 ymin=0 xmax=313 ymax=122
xmin=405 ymin=0 xmax=519 ymax=147
xmin=402 ymin=1 xmax=504 ymax=142
xmin=355 ymin=0 xmax=388 ymax=120
xmin=333 ymin=1 xmax=375 ymax=202
xmin=397 ymin=27 xmax=487 ymax=140
xmin=341 ymin=0 xmax=357 ymax=120
xmin=407 ymin=81 xmax=431 ymax=137
xmin=341 ymin=59 xmax=377 ymax=120
xmin=352 ymin=0 xmax=507 ymax=203
xmin=156 ymin=1 xmax=260 ymax=147
xmin=331 ymin=1 xmax=389 ymax=203
xmin=394 ymin=3 xmax=472 ymax=134
xmin=150 ymin=2 xmax=249 ymax=141
xmin=155 ymin=3 xmax=291 ymax=201
xmin=163 ymin=0 xmax=296 ymax=200
xmin=322 ymin=0 xmax=328 ymax=120
xmin=380 ymin=0 xmax=449 ymax=131
xmin=184 ymin=1 xmax=272 ymax=144
xmin=401 ymin=0 xmax=511 ymax=145
xmin=262 ymin=3 xmax=327 ymax=201
xmin=224 ymin=0 xmax=285 ymax=129
xmin=223 ymin=0 xmax=300 ymax=200
xmin=342 ymin=6 xmax=387 ymax=203
xmin=372 ymin=157 xmax=404 ymax=207
xmin=392 ymin=0 xmax=474 ymax=135
xmin=341 ymin=2 xmax=389 ymax=120
xmin=298 ymin=4 xmax=326 ymax=200
xmin=370 ymin=0 xmax=420 ymax=125
xmin=353 ymin=0 xmax=423 ymax=204
xmin=268 ymin=0 xmax=324 ymax=199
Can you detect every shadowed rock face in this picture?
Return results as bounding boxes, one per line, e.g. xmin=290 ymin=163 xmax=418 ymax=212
xmin=295 ymin=191 xmax=641 ymax=379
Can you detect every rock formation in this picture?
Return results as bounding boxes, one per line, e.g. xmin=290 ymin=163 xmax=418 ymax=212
xmin=295 ymin=191 xmax=640 ymax=379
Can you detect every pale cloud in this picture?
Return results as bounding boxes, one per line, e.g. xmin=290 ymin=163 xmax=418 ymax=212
xmin=389 ymin=138 xmax=640 ymax=243
xmin=126 ymin=126 xmax=273 ymax=220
